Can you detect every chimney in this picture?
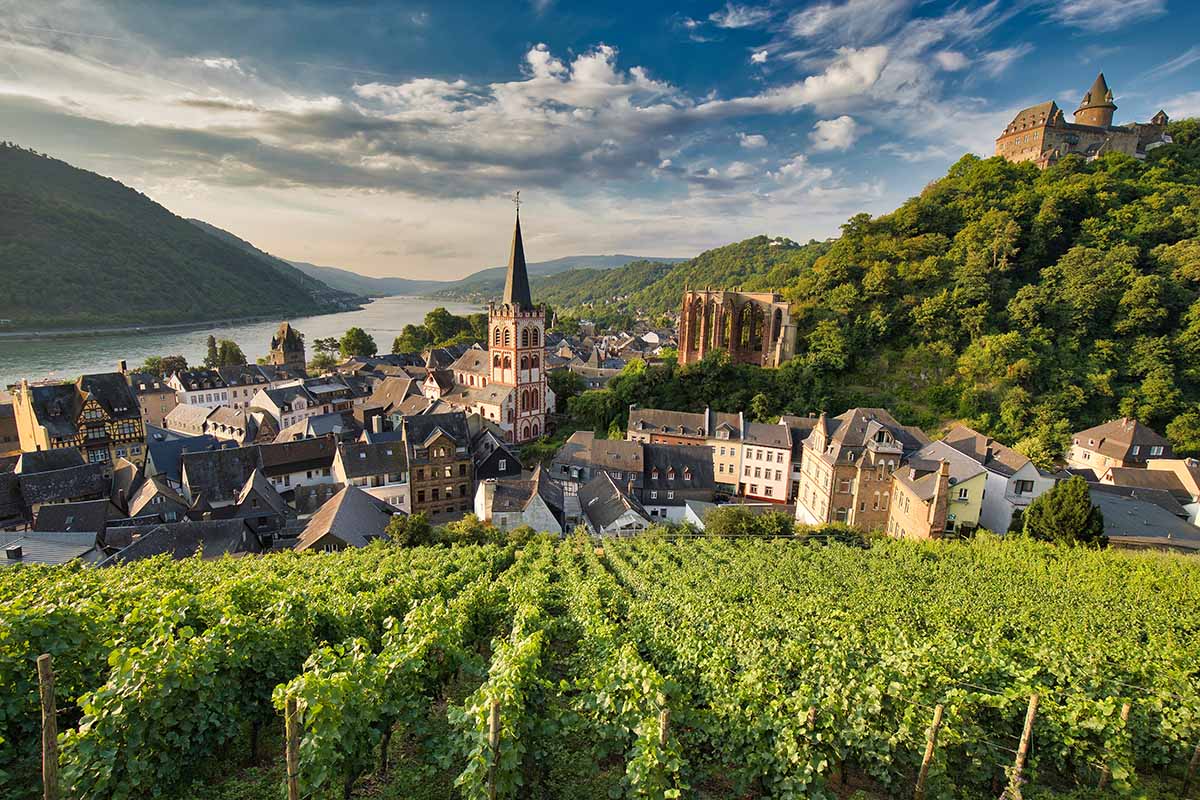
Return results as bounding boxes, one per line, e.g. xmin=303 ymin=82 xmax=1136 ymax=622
xmin=372 ymin=414 xmax=384 ymax=435
xmin=118 ymin=488 xmax=127 ymax=511
xmin=929 ymin=460 xmax=951 ymax=529
xmin=481 ymin=479 xmax=496 ymax=521
xmin=984 ymin=439 xmax=994 ymax=463
xmin=118 ymin=359 xmax=127 ymax=375
xmin=5 ymin=545 xmax=21 ymax=560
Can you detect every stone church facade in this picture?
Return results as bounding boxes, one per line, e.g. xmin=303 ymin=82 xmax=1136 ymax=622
xmin=678 ymin=289 xmax=796 ymax=368
xmin=995 ymin=73 xmax=1170 ymax=169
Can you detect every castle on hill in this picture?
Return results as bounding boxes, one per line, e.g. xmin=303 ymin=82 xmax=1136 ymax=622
xmin=995 ymin=73 xmax=1171 ymax=169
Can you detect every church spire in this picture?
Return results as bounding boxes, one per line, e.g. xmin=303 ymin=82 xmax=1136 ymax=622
xmin=502 ymin=193 xmax=533 ymax=308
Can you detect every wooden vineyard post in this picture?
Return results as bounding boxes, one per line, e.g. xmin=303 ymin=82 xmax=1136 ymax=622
xmin=914 ymin=703 xmax=945 ymax=800
xmin=487 ymin=699 xmax=501 ymax=800
xmin=806 ymin=705 xmax=818 ymax=732
xmin=37 ymin=654 xmax=57 ymax=800
xmin=1097 ymin=702 xmax=1131 ymax=791
xmin=285 ymin=696 xmax=300 ymax=800
xmin=1184 ymin=741 xmax=1200 ymax=798
xmin=659 ymin=705 xmax=671 ymax=749
xmin=1006 ymin=694 xmax=1039 ymax=800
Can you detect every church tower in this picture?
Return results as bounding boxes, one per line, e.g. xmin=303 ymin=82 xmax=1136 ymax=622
xmin=489 ymin=199 xmax=547 ymax=443
xmin=1074 ymin=72 xmax=1117 ymax=129
xmin=269 ymin=322 xmax=307 ymax=377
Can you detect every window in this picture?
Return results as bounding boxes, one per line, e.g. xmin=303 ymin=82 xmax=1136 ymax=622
xmin=667 ymin=490 xmax=673 ymax=499
xmin=499 ymin=459 xmax=506 ymax=471
xmin=417 ymin=490 xmax=425 ymax=503
xmin=744 ymin=465 xmax=750 ymax=477
xmin=764 ymin=486 xmax=772 ymax=497
xmin=750 ymin=484 xmax=758 ymax=494
xmin=1014 ymin=479 xmax=1034 ymax=495
xmin=459 ymin=464 xmax=467 ymax=477
xmin=1150 ymin=446 xmax=1164 ymax=456
xmin=957 ymin=487 xmax=969 ymax=500
xmin=650 ymin=490 xmax=658 ymax=499
xmin=838 ymin=478 xmax=851 ymax=493
xmin=1131 ymin=445 xmax=1140 ymax=456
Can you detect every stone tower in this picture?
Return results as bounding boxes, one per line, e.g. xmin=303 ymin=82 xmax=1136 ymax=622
xmin=1074 ymin=72 xmax=1117 ymax=129
xmin=269 ymin=321 xmax=307 ymax=377
xmin=489 ymin=206 xmax=547 ymax=444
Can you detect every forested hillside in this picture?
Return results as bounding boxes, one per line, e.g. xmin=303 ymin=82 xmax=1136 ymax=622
xmin=561 ymin=120 xmax=1200 ymax=464
xmin=0 ymin=144 xmax=351 ymax=329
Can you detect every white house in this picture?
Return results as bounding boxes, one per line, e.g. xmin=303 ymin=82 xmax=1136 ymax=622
xmin=167 ymin=369 xmax=229 ymax=409
xmin=577 ymin=472 xmax=651 ymax=537
xmin=474 ymin=467 xmax=564 ymax=535
xmin=941 ymin=424 xmax=1057 ymax=532
xmin=249 ymin=382 xmax=323 ymax=430
xmin=332 ymin=441 xmax=409 ymax=512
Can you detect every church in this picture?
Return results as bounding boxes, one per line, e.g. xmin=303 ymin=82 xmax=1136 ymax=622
xmin=995 ymin=73 xmax=1171 ymax=169
xmin=420 ymin=205 xmax=553 ymax=444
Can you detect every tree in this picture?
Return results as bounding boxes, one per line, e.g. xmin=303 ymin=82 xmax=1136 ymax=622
xmin=1022 ymin=476 xmax=1106 ymax=546
xmin=204 ymin=335 xmax=219 ymax=368
xmin=386 ymin=513 xmax=433 ymax=547
xmin=339 ymin=327 xmax=377 ymax=358
xmin=548 ymin=370 xmax=585 ymax=414
xmin=392 ymin=324 xmax=433 ymax=355
xmin=141 ymin=354 xmax=187 ymax=377
xmin=313 ymin=337 xmax=340 ymax=355
xmin=215 ymin=339 xmax=246 ymax=366
xmin=308 ymin=352 xmax=338 ymax=374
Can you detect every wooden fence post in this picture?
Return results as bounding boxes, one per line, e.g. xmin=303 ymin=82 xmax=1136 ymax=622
xmin=37 ymin=654 xmax=57 ymax=800
xmin=806 ymin=705 xmax=818 ymax=733
xmin=1006 ymin=694 xmax=1039 ymax=800
xmin=1183 ymin=741 xmax=1200 ymax=798
xmin=285 ymin=696 xmax=300 ymax=800
xmin=914 ymin=703 xmax=945 ymax=800
xmin=659 ymin=705 xmax=671 ymax=749
xmin=487 ymin=699 xmax=501 ymax=800
xmin=1097 ymin=702 xmax=1131 ymax=791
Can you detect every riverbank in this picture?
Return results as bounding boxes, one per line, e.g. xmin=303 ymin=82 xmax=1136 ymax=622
xmin=0 ymin=302 xmax=371 ymax=341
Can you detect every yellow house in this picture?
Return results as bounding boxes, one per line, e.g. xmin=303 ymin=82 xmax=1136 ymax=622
xmin=13 ymin=373 xmax=147 ymax=466
xmin=887 ymin=440 xmax=987 ymax=539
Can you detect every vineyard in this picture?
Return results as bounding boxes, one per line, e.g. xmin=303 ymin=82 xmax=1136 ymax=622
xmin=2 ymin=536 xmax=1199 ymax=800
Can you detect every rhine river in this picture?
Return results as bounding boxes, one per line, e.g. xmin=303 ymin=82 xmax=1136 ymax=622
xmin=0 ymin=296 xmax=481 ymax=390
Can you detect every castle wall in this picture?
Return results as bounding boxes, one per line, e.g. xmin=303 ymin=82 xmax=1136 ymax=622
xmin=678 ymin=290 xmax=795 ymax=368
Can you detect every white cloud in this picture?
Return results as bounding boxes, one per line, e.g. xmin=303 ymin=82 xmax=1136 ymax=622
xmin=1162 ymin=91 xmax=1200 ymax=120
xmin=750 ymin=50 xmax=769 ymax=64
xmin=191 ymin=57 xmax=246 ymax=74
xmin=770 ymin=154 xmax=834 ymax=187
xmin=1152 ymin=46 xmax=1200 ymax=78
xmin=1048 ymin=0 xmax=1165 ymax=32
xmin=709 ymin=3 xmax=773 ymax=29
xmin=787 ymin=0 xmax=913 ymax=45
xmin=980 ymin=44 xmax=1033 ymax=77
xmin=725 ymin=161 xmax=755 ymax=178
xmin=738 ymin=132 xmax=768 ymax=148
xmin=934 ymin=51 xmax=969 ymax=71
xmin=810 ymin=115 xmax=860 ymax=152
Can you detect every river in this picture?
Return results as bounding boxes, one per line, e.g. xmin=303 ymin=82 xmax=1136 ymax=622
xmin=0 ymin=296 xmax=482 ymax=389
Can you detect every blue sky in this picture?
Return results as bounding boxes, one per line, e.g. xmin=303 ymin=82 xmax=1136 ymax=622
xmin=2 ymin=0 xmax=1198 ymax=279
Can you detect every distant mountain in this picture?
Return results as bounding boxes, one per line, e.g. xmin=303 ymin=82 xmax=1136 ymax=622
xmin=282 ymin=253 xmax=688 ymax=300
xmin=0 ymin=144 xmax=357 ymax=330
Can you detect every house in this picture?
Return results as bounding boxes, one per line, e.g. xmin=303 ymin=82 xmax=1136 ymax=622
xmin=144 ymin=430 xmax=237 ymax=491
xmin=33 ymin=498 xmax=114 ymax=534
xmin=221 ymin=469 xmax=295 ymax=540
xmin=568 ymin=364 xmax=622 ymax=390
xmin=125 ymin=475 xmax=189 ymax=523
xmin=474 ymin=465 xmax=565 ymax=535
xmin=259 ymin=436 xmax=338 ymax=496
xmin=0 ymin=397 xmax=20 ymax=457
xmin=295 ymin=485 xmax=398 ymax=552
xmin=941 ymin=424 xmax=1057 ymax=533
xmin=901 ymin=440 xmax=988 ymax=536
xmin=577 ymin=472 xmax=651 ymax=537
xmin=627 ymin=406 xmax=744 ymax=493
xmin=164 ymin=404 xmax=213 ymax=437
xmin=739 ymin=422 xmax=792 ymax=503
xmin=1145 ymin=459 xmax=1200 ymax=524
xmin=217 ymin=364 xmax=278 ymax=410
xmin=167 ymin=369 xmax=229 ymax=409
xmin=1067 ymin=418 xmax=1171 ymax=472
xmin=470 ymin=420 xmax=522 ymax=481
xmin=641 ymin=444 xmax=716 ymax=521
xmin=122 ymin=368 xmax=179 ymax=430
xmin=402 ymin=412 xmax=474 ymax=520
xmin=304 ymin=377 xmax=356 ymax=413
xmin=552 ymin=431 xmax=644 ymax=499
xmin=180 ymin=445 xmax=264 ymax=506
xmin=274 ymin=411 xmax=358 ymax=443
xmin=332 ymin=440 xmax=409 ymax=511
xmin=1098 ymin=466 xmax=1199 ymax=525
xmin=99 ymin=519 xmax=262 ymax=564
xmin=18 ymin=463 xmax=109 ymax=518
xmin=886 ymin=461 xmax=951 ymax=540
xmin=794 ymin=408 xmax=930 ymax=528
xmin=1087 ymin=487 xmax=1200 ymax=553
xmin=249 ymin=382 xmax=322 ymax=430
xmin=364 ymin=376 xmax=423 ymax=418
xmin=13 ymin=373 xmax=147 ymax=466
xmin=1 ymin=531 xmax=103 ymax=567
xmin=779 ymin=415 xmax=819 ymax=502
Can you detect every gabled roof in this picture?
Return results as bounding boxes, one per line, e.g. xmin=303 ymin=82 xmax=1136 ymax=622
xmin=273 ymin=411 xmax=357 ymax=443
xmin=100 ymin=519 xmax=260 ymax=564
xmin=258 ymin=436 xmax=336 ymax=476
xmin=1001 ymin=101 xmax=1059 ymax=135
xmin=450 ymin=348 xmax=490 ymax=375
xmin=147 ymin=433 xmax=237 ymax=485
xmin=893 ymin=459 xmax=948 ymax=502
xmin=125 ymin=371 xmax=169 ymax=395
xmin=403 ymin=411 xmax=470 ymax=453
xmin=165 ymin=403 xmax=214 ymax=432
xmin=643 ymin=444 xmax=715 ymax=494
xmin=171 ymin=369 xmax=227 ymax=390
xmin=1102 ymin=467 xmax=1192 ymax=504
xmin=482 ymin=465 xmax=564 ymax=521
xmin=1088 ymin=488 xmax=1200 ymax=552
xmin=260 ymin=382 xmax=316 ymax=410
xmin=579 ymin=472 xmax=649 ymax=530
xmin=813 ymin=408 xmax=929 ymax=465
xmin=236 ymin=469 xmax=292 ymax=519
xmin=127 ymin=475 xmax=188 ymax=517
xmin=0 ymin=531 xmax=100 ymax=566
xmin=912 ymin=440 xmax=987 ymax=487
xmin=181 ymin=445 xmax=263 ymax=503
xmin=216 ymin=364 xmax=273 ymax=387
xmin=110 ymin=456 xmax=142 ymax=511
xmin=19 ymin=463 xmax=108 ymax=506
xmin=295 ymin=485 xmax=395 ymax=551
xmin=34 ymin=499 xmax=113 ymax=533
xmin=1089 ymin=482 xmax=1189 ymax=519
xmin=337 ymin=441 xmax=407 ymax=479
xmin=941 ymin=424 xmax=1036 ymax=478
xmin=1073 ymin=418 xmax=1169 ymax=461
xmin=743 ymin=421 xmax=790 ymax=448
xmin=367 ymin=376 xmax=420 ymax=413
xmin=78 ymin=373 xmax=141 ymax=420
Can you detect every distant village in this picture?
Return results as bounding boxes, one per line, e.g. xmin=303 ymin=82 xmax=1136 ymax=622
xmin=1 ymin=207 xmax=1197 ymax=567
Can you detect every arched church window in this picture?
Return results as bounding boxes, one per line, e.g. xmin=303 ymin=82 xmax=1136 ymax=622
xmin=531 ymin=328 xmax=540 ymax=346
xmin=521 ymin=328 xmax=530 ymax=348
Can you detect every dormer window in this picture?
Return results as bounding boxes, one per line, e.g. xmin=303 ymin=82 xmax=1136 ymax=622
xmin=683 ymin=467 xmax=692 ymax=481
xmin=651 ymin=467 xmax=659 ymax=480
xmin=667 ymin=467 xmax=676 ymax=481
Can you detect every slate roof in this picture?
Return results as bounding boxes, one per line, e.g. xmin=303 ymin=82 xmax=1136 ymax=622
xmin=236 ymin=469 xmax=294 ymax=520
xmin=1088 ymin=489 xmax=1200 ymax=552
xmin=0 ymin=472 xmax=25 ymax=524
xmin=260 ymin=383 xmax=316 ymax=411
xmin=259 ymin=437 xmax=336 ymax=476
xmin=22 ymin=383 xmax=82 ymax=439
xmin=643 ymin=444 xmax=715 ymax=498
xmin=743 ymin=421 xmax=790 ymax=449
xmin=295 ymin=485 xmax=396 ymax=550
xmin=1001 ymin=100 xmax=1059 ymax=135
xmin=424 ymin=369 xmax=456 ymax=394
xmin=146 ymin=433 xmax=236 ymax=486
xmin=181 ymin=446 xmax=263 ymax=503
xmin=628 ymin=407 xmax=742 ymax=439
xmin=483 ymin=466 xmax=564 ymax=520
xmin=450 ymin=348 xmax=491 ymax=375
xmin=366 ymin=376 xmax=420 ymax=413
xmin=403 ymin=411 xmax=470 ymax=452
xmin=217 ymin=364 xmax=273 ymax=387
xmin=127 ymin=475 xmax=188 ymax=517
xmin=579 ymin=472 xmax=649 ymax=530
xmin=941 ymin=424 xmax=1036 ymax=478
xmin=273 ymin=411 xmax=357 ymax=443
xmin=34 ymin=499 xmax=112 ymax=533
xmin=125 ymin=371 xmax=170 ymax=395
xmin=912 ymin=441 xmax=987 ymax=487
xmin=19 ymin=463 xmax=108 ymax=506
xmin=78 ymin=373 xmax=141 ymax=420
xmin=0 ymin=531 xmax=100 ymax=566
xmin=165 ymin=404 xmax=213 ymax=433
xmin=16 ymin=448 xmax=85 ymax=474
xmin=561 ymin=431 xmax=644 ymax=473
xmin=1089 ymin=482 xmax=1189 ymax=519
xmin=337 ymin=441 xmax=408 ymax=479
xmin=779 ymin=415 xmax=818 ymax=459
xmin=1073 ymin=418 xmax=1170 ymax=461
xmin=100 ymin=520 xmax=261 ymax=564
xmin=503 ymin=210 xmax=532 ymax=307
xmin=1103 ymin=467 xmax=1192 ymax=504
xmin=172 ymin=369 xmax=227 ymax=390
xmin=812 ymin=408 xmax=930 ymax=465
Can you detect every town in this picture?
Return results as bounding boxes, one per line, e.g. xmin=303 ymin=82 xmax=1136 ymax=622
xmin=2 ymin=198 xmax=1196 ymax=566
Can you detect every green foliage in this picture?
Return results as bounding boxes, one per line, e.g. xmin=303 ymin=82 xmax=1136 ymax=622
xmin=1023 ymin=476 xmax=1107 ymax=546
xmin=312 ymin=337 xmax=340 ymax=355
xmin=547 ymin=369 xmax=585 ymax=414
xmin=339 ymin=326 xmax=377 ymax=358
xmin=392 ymin=308 xmax=488 ymax=354
xmin=139 ymin=354 xmax=188 ymax=377
xmin=386 ymin=512 xmax=433 ymax=547
xmin=307 ymin=352 xmax=338 ymax=374
xmin=0 ymin=144 xmax=339 ymax=328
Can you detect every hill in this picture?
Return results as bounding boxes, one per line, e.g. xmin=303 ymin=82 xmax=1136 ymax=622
xmin=430 ymin=253 xmax=687 ymax=300
xmin=0 ymin=144 xmax=355 ymax=330
xmin=285 ymin=261 xmax=448 ymax=298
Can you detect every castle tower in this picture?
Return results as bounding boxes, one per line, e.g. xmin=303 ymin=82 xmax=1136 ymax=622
xmin=269 ymin=322 xmax=307 ymax=377
xmin=1074 ymin=72 xmax=1117 ymax=129
xmin=489 ymin=201 xmax=547 ymax=444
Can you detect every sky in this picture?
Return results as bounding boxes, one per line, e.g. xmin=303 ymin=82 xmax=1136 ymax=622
xmin=1 ymin=1 xmax=1198 ymax=280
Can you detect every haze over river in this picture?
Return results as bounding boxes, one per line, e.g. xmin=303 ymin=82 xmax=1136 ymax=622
xmin=0 ymin=296 xmax=481 ymax=389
